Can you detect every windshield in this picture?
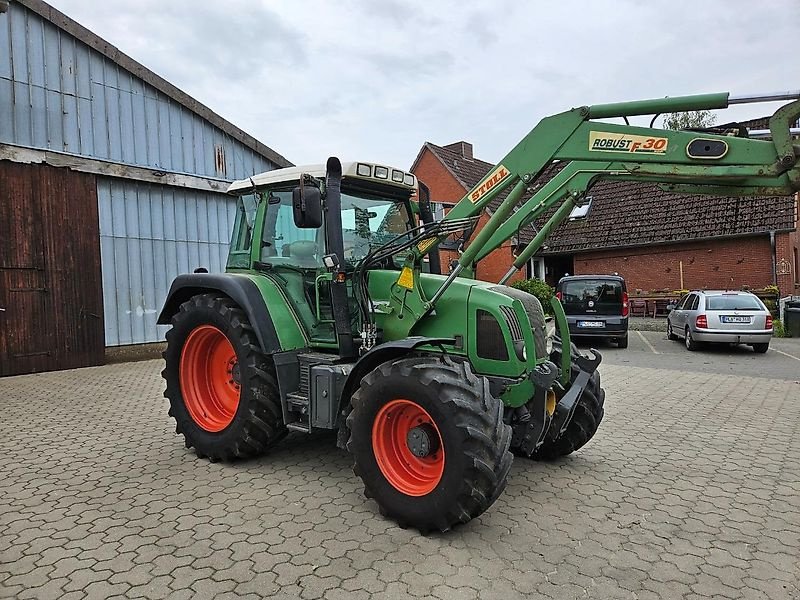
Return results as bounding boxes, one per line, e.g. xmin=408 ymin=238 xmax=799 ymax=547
xmin=706 ymin=294 xmax=764 ymax=311
xmin=341 ymin=193 xmax=411 ymax=265
xmin=258 ymin=189 xmax=412 ymax=269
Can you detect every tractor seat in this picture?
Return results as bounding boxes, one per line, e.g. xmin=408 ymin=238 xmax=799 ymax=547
xmin=284 ymin=240 xmax=321 ymax=268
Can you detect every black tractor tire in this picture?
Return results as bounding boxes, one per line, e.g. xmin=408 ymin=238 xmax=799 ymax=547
xmin=347 ymin=356 xmax=513 ymax=533
xmin=667 ymin=320 xmax=679 ymax=341
xmin=752 ymin=342 xmax=770 ymax=354
xmin=617 ymin=334 xmax=629 ymax=348
xmin=163 ymin=293 xmax=286 ymax=461
xmin=685 ymin=327 xmax=700 ymax=351
xmin=531 ymin=339 xmax=605 ymax=460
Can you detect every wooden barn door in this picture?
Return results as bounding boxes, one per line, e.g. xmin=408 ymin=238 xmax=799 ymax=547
xmin=0 ymin=162 xmax=104 ymax=376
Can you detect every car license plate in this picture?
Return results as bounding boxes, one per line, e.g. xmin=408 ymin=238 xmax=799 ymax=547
xmin=721 ymin=316 xmax=751 ymax=324
xmin=577 ymin=321 xmax=604 ymax=328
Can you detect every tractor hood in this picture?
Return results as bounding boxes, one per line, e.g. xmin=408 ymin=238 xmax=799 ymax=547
xmin=367 ymin=270 xmax=542 ymax=379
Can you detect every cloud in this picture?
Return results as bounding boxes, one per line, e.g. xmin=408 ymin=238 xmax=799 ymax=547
xmin=46 ymin=0 xmax=800 ymax=169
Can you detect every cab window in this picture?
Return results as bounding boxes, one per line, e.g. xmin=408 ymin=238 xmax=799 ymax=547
xmin=261 ymin=191 xmax=321 ymax=268
xmin=231 ymin=194 xmax=258 ymax=253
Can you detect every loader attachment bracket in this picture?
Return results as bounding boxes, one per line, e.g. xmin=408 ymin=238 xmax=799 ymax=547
xmin=549 ymin=348 xmax=601 ymax=437
xmin=529 ymin=360 xmax=559 ymax=391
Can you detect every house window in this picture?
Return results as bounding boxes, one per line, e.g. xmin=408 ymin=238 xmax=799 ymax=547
xmin=795 ymin=247 xmax=799 ymax=284
xmin=431 ymin=202 xmax=446 ymax=222
xmin=529 ymin=257 xmax=545 ymax=281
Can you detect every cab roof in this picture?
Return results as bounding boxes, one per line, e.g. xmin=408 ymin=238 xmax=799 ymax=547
xmin=227 ymin=161 xmax=417 ymax=194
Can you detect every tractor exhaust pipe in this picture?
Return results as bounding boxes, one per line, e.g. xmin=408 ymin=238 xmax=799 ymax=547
xmin=324 ymin=157 xmax=357 ymax=359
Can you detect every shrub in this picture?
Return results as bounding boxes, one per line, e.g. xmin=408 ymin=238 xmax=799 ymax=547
xmin=773 ymin=319 xmax=788 ymax=338
xmin=511 ymin=279 xmax=555 ymax=315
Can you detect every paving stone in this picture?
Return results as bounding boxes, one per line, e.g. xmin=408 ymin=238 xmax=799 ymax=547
xmin=1 ymin=360 xmax=798 ymax=599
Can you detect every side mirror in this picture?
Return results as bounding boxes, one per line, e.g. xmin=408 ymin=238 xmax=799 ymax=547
xmin=292 ymin=185 xmax=322 ymax=228
xmin=666 ymin=304 xmax=677 ymax=311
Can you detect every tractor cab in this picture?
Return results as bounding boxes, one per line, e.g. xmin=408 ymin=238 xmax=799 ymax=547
xmin=225 ymin=162 xmax=419 ymax=346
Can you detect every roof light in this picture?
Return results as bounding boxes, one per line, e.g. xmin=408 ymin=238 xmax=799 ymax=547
xmin=391 ymin=169 xmax=404 ymax=183
xmin=374 ymin=166 xmax=388 ymax=179
xmin=404 ymin=174 xmax=415 ymax=186
xmin=568 ymin=196 xmax=593 ymax=220
xmin=356 ymin=163 xmax=372 ymax=177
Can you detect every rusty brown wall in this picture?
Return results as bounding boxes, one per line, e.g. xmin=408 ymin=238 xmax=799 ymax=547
xmin=0 ymin=161 xmax=104 ymax=376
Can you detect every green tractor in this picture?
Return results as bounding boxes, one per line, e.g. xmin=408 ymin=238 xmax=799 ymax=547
xmin=159 ymin=91 xmax=800 ymax=532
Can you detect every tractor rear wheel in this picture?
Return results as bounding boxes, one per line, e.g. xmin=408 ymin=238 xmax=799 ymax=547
xmin=163 ymin=293 xmax=286 ymax=461
xmin=532 ymin=339 xmax=605 ymax=460
xmin=347 ymin=356 xmax=513 ymax=533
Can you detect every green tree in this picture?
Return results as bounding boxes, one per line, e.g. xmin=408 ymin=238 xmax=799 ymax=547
xmin=662 ymin=110 xmax=717 ymax=130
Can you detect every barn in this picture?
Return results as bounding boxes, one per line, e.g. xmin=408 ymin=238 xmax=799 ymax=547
xmin=0 ymin=0 xmax=290 ymax=376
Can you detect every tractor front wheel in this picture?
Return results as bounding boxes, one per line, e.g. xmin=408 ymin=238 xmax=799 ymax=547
xmin=531 ymin=339 xmax=605 ymax=460
xmin=163 ymin=293 xmax=286 ymax=461
xmin=347 ymin=356 xmax=513 ymax=533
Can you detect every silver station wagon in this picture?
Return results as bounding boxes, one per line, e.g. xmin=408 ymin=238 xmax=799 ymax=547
xmin=666 ymin=290 xmax=773 ymax=353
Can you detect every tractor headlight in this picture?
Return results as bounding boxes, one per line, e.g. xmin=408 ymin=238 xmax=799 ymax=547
xmin=512 ymin=339 xmax=527 ymax=362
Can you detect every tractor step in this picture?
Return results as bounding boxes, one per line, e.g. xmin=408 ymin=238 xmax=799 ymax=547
xmin=286 ymin=392 xmax=309 ymax=412
xmin=285 ymin=391 xmax=310 ymax=433
xmin=286 ymin=422 xmax=311 ymax=433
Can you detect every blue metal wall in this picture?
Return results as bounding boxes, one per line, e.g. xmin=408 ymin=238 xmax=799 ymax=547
xmin=98 ymin=178 xmax=236 ymax=346
xmin=1 ymin=3 xmax=286 ymax=346
xmin=0 ymin=3 xmax=276 ymax=179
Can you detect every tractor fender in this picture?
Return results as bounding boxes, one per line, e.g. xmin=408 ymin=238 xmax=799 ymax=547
xmin=157 ymin=273 xmax=281 ymax=355
xmin=335 ymin=336 xmax=454 ymax=447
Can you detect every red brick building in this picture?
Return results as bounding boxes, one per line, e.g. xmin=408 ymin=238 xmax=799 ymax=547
xmin=411 ymin=141 xmax=800 ymax=296
xmin=411 ymin=142 xmax=527 ymax=284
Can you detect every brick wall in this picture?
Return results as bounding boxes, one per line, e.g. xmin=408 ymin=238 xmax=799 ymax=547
xmin=775 ymin=194 xmax=800 ymax=295
xmin=572 ymin=236 xmax=774 ymax=292
xmin=412 ymin=147 xmax=525 ymax=284
xmin=412 ymin=149 xmax=465 ymax=204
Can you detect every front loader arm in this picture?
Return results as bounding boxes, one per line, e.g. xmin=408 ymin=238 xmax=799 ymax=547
xmin=385 ymin=91 xmax=800 ymax=338
xmin=475 ymin=98 xmax=800 ymax=264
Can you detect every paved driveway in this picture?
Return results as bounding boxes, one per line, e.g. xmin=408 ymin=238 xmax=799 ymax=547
xmin=1 ymin=351 xmax=799 ymax=599
xmin=600 ymin=329 xmax=800 ymax=381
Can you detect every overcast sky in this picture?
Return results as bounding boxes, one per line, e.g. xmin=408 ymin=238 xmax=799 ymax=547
xmin=49 ymin=0 xmax=798 ymax=169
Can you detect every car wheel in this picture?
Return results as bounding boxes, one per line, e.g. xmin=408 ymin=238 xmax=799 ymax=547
xmin=617 ymin=334 xmax=629 ymax=349
xmin=667 ymin=320 xmax=679 ymax=341
xmin=752 ymin=343 xmax=769 ymax=354
xmin=685 ymin=327 xmax=699 ymax=351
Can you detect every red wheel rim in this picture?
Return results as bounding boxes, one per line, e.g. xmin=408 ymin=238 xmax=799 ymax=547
xmin=371 ymin=399 xmax=444 ymax=496
xmin=179 ymin=325 xmax=240 ymax=432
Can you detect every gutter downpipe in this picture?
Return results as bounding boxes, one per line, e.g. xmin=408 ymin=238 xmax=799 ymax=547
xmin=770 ymin=230 xmax=777 ymax=287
